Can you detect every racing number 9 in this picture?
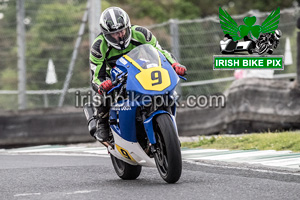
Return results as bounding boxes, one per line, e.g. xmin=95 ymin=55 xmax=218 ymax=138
xmin=151 ymin=71 xmax=162 ymax=86
xmin=120 ymin=149 xmax=131 ymax=160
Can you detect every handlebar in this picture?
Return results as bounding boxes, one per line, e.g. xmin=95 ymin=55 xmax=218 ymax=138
xmin=112 ymin=72 xmax=128 ymax=86
xmin=107 ymin=72 xmax=128 ymax=95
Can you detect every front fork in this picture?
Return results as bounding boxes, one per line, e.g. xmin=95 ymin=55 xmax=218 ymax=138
xmin=142 ymin=110 xmax=178 ymax=154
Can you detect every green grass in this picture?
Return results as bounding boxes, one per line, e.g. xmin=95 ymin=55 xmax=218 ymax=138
xmin=181 ymin=131 xmax=300 ymax=152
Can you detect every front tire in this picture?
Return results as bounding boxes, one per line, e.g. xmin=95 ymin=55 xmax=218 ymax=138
xmin=110 ymin=154 xmax=142 ymax=180
xmin=154 ymin=114 xmax=182 ymax=183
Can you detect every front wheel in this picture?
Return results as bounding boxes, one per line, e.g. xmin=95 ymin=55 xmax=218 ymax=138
xmin=110 ymin=154 xmax=142 ymax=180
xmin=154 ymin=114 xmax=182 ymax=183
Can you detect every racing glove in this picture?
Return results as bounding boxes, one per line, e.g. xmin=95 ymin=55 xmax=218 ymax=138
xmin=98 ymin=80 xmax=113 ymax=95
xmin=172 ymin=63 xmax=187 ymax=76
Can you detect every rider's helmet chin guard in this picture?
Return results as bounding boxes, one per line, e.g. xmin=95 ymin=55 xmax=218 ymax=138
xmin=99 ymin=7 xmax=132 ymax=50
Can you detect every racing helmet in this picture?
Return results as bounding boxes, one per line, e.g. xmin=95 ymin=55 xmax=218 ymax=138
xmin=274 ymin=29 xmax=282 ymax=40
xmin=99 ymin=7 xmax=131 ymax=50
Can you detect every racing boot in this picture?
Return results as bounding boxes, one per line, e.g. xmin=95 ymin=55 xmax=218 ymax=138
xmin=94 ymin=122 xmax=109 ymax=142
xmin=83 ymin=103 xmax=97 ymax=136
xmin=93 ymin=106 xmax=110 ymax=142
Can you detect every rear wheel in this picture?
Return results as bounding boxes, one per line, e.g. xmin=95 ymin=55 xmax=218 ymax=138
xmin=258 ymin=43 xmax=268 ymax=54
xmin=110 ymin=154 xmax=142 ymax=180
xmin=154 ymin=114 xmax=182 ymax=183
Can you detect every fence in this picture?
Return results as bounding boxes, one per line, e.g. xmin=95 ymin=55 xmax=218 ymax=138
xmin=0 ymin=0 xmax=91 ymax=110
xmin=0 ymin=1 xmax=299 ymax=111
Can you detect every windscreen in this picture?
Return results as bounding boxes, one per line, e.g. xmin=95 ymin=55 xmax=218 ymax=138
xmin=126 ymin=44 xmax=160 ymax=69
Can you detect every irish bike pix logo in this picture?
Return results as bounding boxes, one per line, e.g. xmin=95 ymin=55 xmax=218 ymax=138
xmin=214 ymin=7 xmax=284 ymax=70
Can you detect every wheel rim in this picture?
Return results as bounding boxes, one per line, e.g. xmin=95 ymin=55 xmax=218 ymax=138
xmin=155 ymin=132 xmax=168 ymax=176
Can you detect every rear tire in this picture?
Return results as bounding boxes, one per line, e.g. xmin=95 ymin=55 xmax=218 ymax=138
xmin=110 ymin=154 xmax=142 ymax=180
xmin=154 ymin=114 xmax=182 ymax=183
xmin=258 ymin=43 xmax=268 ymax=55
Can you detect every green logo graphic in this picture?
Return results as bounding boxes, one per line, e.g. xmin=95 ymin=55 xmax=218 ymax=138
xmin=216 ymin=7 xmax=284 ymax=70
xmin=219 ymin=7 xmax=280 ymax=41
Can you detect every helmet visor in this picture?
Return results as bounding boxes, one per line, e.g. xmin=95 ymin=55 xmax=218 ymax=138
xmin=104 ymin=26 xmax=131 ymax=48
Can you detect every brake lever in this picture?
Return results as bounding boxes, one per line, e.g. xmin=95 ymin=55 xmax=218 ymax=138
xmin=107 ymin=83 xmax=122 ymax=95
xmin=178 ymin=75 xmax=187 ymax=81
xmin=107 ymin=72 xmax=128 ymax=94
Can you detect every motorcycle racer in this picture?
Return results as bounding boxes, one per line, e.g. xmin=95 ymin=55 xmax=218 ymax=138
xmin=87 ymin=7 xmax=187 ymax=142
xmin=254 ymin=29 xmax=282 ymax=54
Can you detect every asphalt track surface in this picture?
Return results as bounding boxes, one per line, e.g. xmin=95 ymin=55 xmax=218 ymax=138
xmin=1 ymin=154 xmax=300 ymax=200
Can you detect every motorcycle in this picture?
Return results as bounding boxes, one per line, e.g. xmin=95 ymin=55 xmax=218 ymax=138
xmin=85 ymin=44 xmax=186 ymax=183
xmin=254 ymin=30 xmax=281 ymax=55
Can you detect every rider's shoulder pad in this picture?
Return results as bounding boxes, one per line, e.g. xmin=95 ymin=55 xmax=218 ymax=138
xmin=133 ymin=25 xmax=153 ymax=42
xmin=91 ymin=35 xmax=108 ymax=59
xmin=91 ymin=38 xmax=103 ymax=59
